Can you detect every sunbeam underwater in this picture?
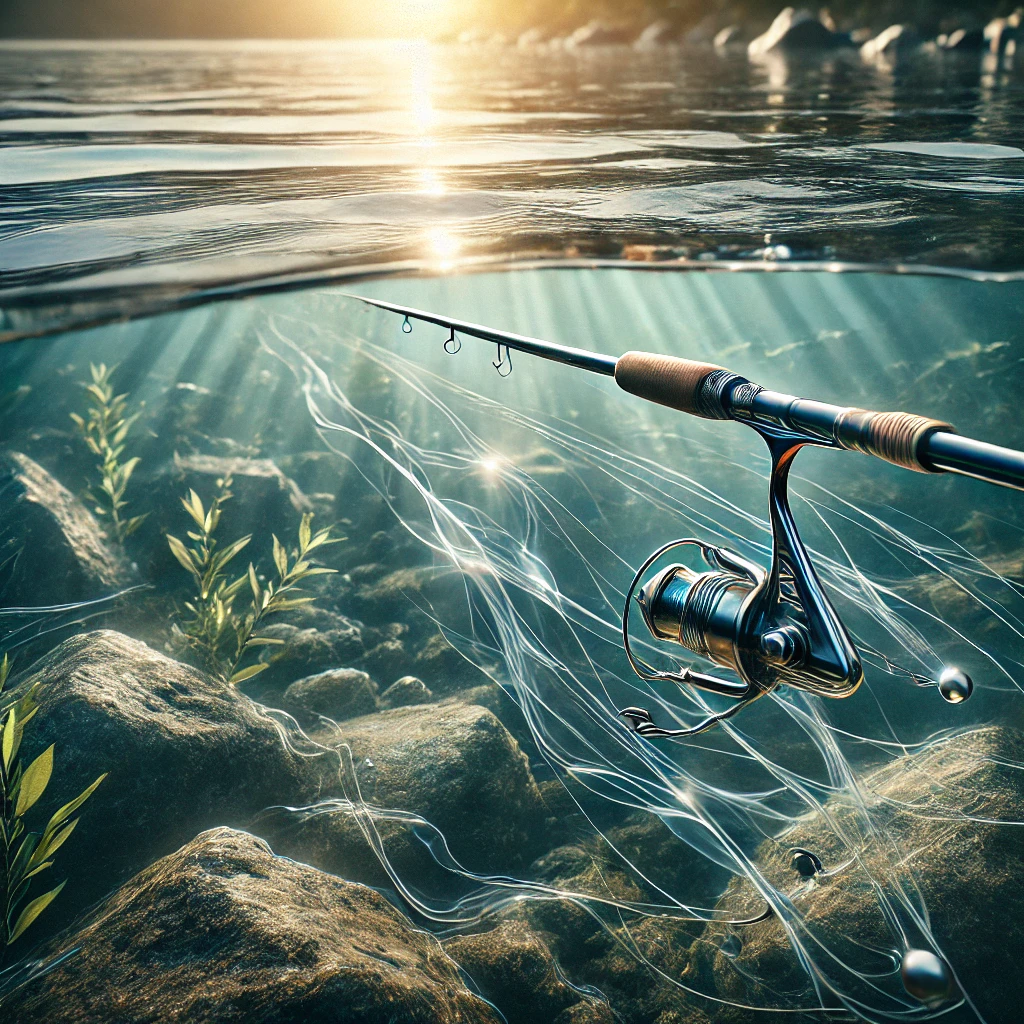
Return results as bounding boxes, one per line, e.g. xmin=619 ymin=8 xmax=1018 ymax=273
xmin=2 ymin=265 xmax=1024 ymax=1022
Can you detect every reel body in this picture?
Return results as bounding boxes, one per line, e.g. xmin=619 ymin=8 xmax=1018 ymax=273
xmin=622 ymin=433 xmax=864 ymax=738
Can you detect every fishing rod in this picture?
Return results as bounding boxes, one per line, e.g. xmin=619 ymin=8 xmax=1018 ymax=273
xmin=349 ymin=293 xmax=1022 ymax=740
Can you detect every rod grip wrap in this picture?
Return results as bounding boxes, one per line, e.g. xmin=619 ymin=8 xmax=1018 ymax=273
xmin=835 ymin=409 xmax=955 ymax=472
xmin=615 ymin=352 xmax=737 ymax=419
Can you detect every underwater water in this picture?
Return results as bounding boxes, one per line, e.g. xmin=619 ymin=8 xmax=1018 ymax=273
xmin=2 ymin=36 xmax=1024 ymax=1024
xmin=2 ymin=265 xmax=1024 ymax=1023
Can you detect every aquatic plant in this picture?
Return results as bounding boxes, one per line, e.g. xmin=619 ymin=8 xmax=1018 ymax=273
xmin=0 ymin=653 xmax=106 ymax=967
xmin=70 ymin=363 xmax=147 ymax=546
xmin=167 ymin=479 xmax=339 ymax=684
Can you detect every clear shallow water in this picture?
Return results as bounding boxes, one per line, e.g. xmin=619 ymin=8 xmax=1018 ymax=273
xmin=3 ymin=267 xmax=1024 ymax=1021
xmin=1 ymin=37 xmax=1024 ymax=335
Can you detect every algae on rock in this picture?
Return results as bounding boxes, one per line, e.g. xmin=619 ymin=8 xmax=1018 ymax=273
xmin=2 ymin=827 xmax=503 ymax=1024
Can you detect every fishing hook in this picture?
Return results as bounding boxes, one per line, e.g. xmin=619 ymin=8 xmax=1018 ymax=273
xmin=493 ymin=343 xmax=512 ymax=377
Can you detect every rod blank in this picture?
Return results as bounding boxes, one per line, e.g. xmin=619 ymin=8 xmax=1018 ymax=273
xmin=347 ymin=294 xmax=1024 ymax=493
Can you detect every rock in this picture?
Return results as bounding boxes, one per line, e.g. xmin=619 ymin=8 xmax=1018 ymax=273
xmin=381 ymin=675 xmax=433 ymax=708
xmin=748 ymin=7 xmax=852 ymax=58
xmin=0 ymin=450 xmax=133 ymax=608
xmin=937 ymin=27 xmax=985 ymax=51
xmin=445 ymin=921 xmax=611 ymax=1024
xmin=4 ymin=827 xmax=501 ymax=1024
xmin=634 ymin=20 xmax=675 ymax=48
xmin=314 ymin=700 xmax=546 ymax=872
xmin=257 ymin=613 xmax=365 ymax=683
xmin=1 ymin=630 xmax=316 ymax=936
xmin=985 ymin=10 xmax=1021 ymax=54
xmin=414 ymin=631 xmax=494 ymax=693
xmin=694 ymin=728 xmax=1024 ymax=1021
xmin=861 ymin=24 xmax=921 ymax=59
xmin=285 ymin=667 xmax=379 ymax=720
xmin=566 ymin=21 xmax=631 ymax=48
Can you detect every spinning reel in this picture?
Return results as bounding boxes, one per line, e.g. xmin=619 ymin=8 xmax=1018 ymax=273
xmin=618 ymin=359 xmax=974 ymax=740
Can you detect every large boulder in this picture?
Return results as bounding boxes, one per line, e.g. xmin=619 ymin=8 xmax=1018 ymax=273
xmin=0 ymin=450 xmax=133 ymax=608
xmin=4 ymin=827 xmax=501 ymax=1024
xmin=1 ymin=630 xmax=317 ymax=936
xmin=691 ymin=728 xmax=1024 ymax=1021
xmin=748 ymin=7 xmax=851 ymax=57
xmin=312 ymin=700 xmax=546 ymax=873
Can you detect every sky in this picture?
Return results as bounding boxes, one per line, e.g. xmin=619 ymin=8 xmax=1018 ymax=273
xmin=0 ymin=0 xmax=471 ymax=39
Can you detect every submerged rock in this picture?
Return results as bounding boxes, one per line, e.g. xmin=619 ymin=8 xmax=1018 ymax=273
xmin=1 ymin=630 xmax=316 ymax=936
xmin=381 ymin=674 xmax=433 ymax=707
xmin=4 ymin=827 xmax=500 ymax=1024
xmin=314 ymin=699 xmax=546 ymax=872
xmin=693 ymin=727 xmax=1024 ymax=1021
xmin=285 ymin=667 xmax=379 ymax=720
xmin=748 ymin=7 xmax=852 ymax=57
xmin=0 ymin=450 xmax=133 ymax=607
xmin=445 ymin=921 xmax=612 ymax=1024
xmin=257 ymin=612 xmax=365 ymax=683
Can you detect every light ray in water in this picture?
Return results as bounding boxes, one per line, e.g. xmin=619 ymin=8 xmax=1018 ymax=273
xmin=244 ymin=302 xmax=1024 ymax=1022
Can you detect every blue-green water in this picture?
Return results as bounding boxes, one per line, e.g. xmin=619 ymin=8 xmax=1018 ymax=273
xmin=3 ymin=266 xmax=1023 ymax=1021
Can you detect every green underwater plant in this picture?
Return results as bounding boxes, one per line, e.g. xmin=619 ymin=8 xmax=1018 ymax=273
xmin=0 ymin=654 xmax=106 ymax=967
xmin=70 ymin=362 xmax=147 ymax=545
xmin=167 ymin=478 xmax=339 ymax=685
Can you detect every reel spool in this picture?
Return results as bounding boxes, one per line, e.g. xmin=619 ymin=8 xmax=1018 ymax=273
xmin=620 ymin=429 xmax=973 ymax=739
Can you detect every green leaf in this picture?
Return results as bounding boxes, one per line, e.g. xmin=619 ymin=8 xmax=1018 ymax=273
xmin=182 ymin=490 xmax=206 ymax=530
xmin=23 ymin=860 xmax=54 ymax=881
xmin=3 ymin=706 xmax=16 ymax=771
xmin=16 ymin=745 xmax=53 ymax=816
xmin=0 ymin=651 xmax=9 ymax=692
xmin=8 ymin=882 xmax=65 ymax=945
xmin=44 ymin=773 xmax=106 ymax=835
xmin=298 ymin=513 xmax=312 ymax=551
xmin=228 ymin=663 xmax=269 ymax=685
xmin=248 ymin=563 xmax=262 ymax=605
xmin=34 ymin=818 xmax=78 ymax=866
xmin=212 ymin=535 xmax=250 ymax=572
xmin=272 ymin=535 xmax=288 ymax=579
xmin=266 ymin=596 xmax=315 ymax=613
xmin=242 ymin=637 xmax=285 ymax=649
xmin=167 ymin=535 xmax=200 ymax=580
